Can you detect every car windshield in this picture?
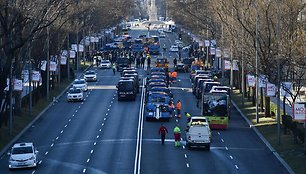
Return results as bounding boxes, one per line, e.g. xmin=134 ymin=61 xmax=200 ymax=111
xmin=101 ymin=60 xmax=110 ymax=63
xmin=69 ymin=89 xmax=82 ymax=94
xmin=204 ymin=83 xmax=221 ymax=93
xmin=74 ymin=80 xmax=85 ymax=84
xmin=150 ymin=96 xmax=166 ymax=103
xmin=85 ymin=71 xmax=95 ymax=75
xmin=12 ymin=147 xmax=33 ymax=154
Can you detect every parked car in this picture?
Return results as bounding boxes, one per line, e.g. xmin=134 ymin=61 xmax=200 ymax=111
xmin=72 ymin=79 xmax=88 ymax=92
xmin=84 ymin=70 xmax=97 ymax=82
xmin=99 ymin=59 xmax=112 ymax=69
xmin=67 ymin=88 xmax=84 ymax=102
xmin=169 ymin=45 xmax=179 ymax=52
xmin=8 ymin=142 xmax=38 ymax=169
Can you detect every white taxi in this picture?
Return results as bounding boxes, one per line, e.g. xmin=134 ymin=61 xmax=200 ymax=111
xmin=72 ymin=79 xmax=88 ymax=92
xmin=8 ymin=142 xmax=38 ymax=169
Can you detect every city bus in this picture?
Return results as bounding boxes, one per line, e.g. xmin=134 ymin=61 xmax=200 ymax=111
xmin=201 ymin=93 xmax=229 ymax=129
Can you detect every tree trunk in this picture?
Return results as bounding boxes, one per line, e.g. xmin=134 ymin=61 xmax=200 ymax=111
xmin=265 ymin=97 xmax=271 ymax=117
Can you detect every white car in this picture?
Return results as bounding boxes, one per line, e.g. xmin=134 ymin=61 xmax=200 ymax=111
xmin=84 ymin=70 xmax=97 ymax=82
xmin=159 ymin=32 xmax=166 ymax=38
xmin=99 ymin=59 xmax=112 ymax=69
xmin=169 ymin=45 xmax=179 ymax=52
xmin=67 ymin=88 xmax=84 ymax=102
xmin=73 ymin=79 xmax=88 ymax=92
xmin=8 ymin=142 xmax=38 ymax=169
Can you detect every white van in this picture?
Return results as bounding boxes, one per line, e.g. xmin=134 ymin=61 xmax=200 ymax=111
xmin=186 ymin=125 xmax=211 ymax=150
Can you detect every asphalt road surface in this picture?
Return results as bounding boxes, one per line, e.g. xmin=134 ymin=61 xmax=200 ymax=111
xmin=0 ymin=27 xmax=289 ymax=174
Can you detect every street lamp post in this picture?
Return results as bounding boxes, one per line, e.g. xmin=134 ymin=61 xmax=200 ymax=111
xmin=276 ymin=0 xmax=281 ymax=145
xmin=255 ymin=1 xmax=259 ymax=123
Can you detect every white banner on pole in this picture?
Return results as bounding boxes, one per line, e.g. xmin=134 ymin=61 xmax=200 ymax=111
xmin=14 ymin=79 xmax=23 ymax=91
xmin=224 ymin=60 xmax=231 ymax=70
xmin=293 ymin=103 xmax=306 ymax=121
xmin=216 ymin=48 xmax=221 ymax=58
xmin=266 ymin=83 xmax=276 ymax=97
xmin=223 ymin=48 xmax=230 ymax=58
xmin=71 ymin=44 xmax=77 ymax=51
xmin=22 ymin=70 xmax=29 ymax=83
xmin=210 ymin=40 xmax=216 ymax=47
xmin=61 ymin=56 xmax=67 ymax=65
xmin=204 ymin=40 xmax=210 ymax=47
xmin=259 ymin=75 xmax=267 ymax=88
xmin=199 ymin=41 xmax=204 ymax=47
xmin=40 ymin=60 xmax=47 ymax=71
xmin=70 ymin=50 xmax=76 ymax=58
xmin=210 ymin=47 xmax=216 ymax=55
xmin=32 ymin=71 xmax=40 ymax=82
xmin=78 ymin=44 xmax=84 ymax=52
xmin=49 ymin=61 xmax=57 ymax=72
xmin=232 ymin=60 xmax=239 ymax=70
xmin=247 ymin=75 xmax=256 ymax=87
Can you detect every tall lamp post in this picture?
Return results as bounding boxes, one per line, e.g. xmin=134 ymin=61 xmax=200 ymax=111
xmin=276 ymin=0 xmax=281 ymax=145
xmin=255 ymin=0 xmax=259 ymax=123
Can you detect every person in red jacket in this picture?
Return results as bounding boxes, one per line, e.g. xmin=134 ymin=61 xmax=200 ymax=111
xmin=158 ymin=123 xmax=168 ymax=145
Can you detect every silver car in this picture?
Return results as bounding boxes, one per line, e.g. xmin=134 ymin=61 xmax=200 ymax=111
xmin=73 ymin=79 xmax=88 ymax=92
xmin=8 ymin=142 xmax=38 ymax=169
xmin=67 ymin=88 xmax=84 ymax=102
xmin=84 ymin=70 xmax=97 ymax=82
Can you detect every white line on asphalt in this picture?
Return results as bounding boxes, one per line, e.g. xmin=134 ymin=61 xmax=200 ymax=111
xmin=89 ymin=92 xmax=91 ymax=94
xmin=107 ymin=108 xmax=110 ymax=111
xmin=183 ymin=146 xmax=185 ymax=149
xmin=56 ymin=137 xmax=59 ymax=140
xmin=87 ymin=159 xmax=90 ymax=163
xmin=225 ymin=146 xmax=228 ymax=150
xmin=65 ymin=125 xmax=67 ymax=128
xmin=84 ymin=99 xmax=86 ymax=101
xmin=51 ymin=143 xmax=54 ymax=147
xmin=221 ymin=139 xmax=224 ymax=142
xmin=184 ymin=154 xmax=187 ymax=158
xmin=86 ymin=95 xmax=89 ymax=97
xmin=91 ymin=150 xmax=94 ymax=154
xmin=134 ymin=78 xmax=146 ymax=174
xmin=31 ymin=171 xmax=35 ymax=174
xmin=45 ymin=152 xmax=48 ymax=155
xmin=75 ymin=110 xmax=78 ymax=113
xmin=109 ymin=105 xmax=111 ymax=107
xmin=104 ymin=118 xmax=106 ymax=121
xmin=235 ymin=165 xmax=239 ymax=169
xmin=218 ymin=132 xmax=220 ymax=135
xmin=186 ymin=163 xmax=190 ymax=168
xmin=106 ymin=113 xmax=108 ymax=116
xmin=176 ymin=119 xmax=178 ymax=122
xmin=99 ymin=129 xmax=102 ymax=132
xmin=111 ymin=101 xmax=113 ymax=103
xmin=102 ymin=123 xmax=104 ymax=126
xmin=69 ymin=119 xmax=71 ymax=122
xmin=83 ymin=169 xmax=86 ymax=173
xmin=79 ymin=106 xmax=81 ymax=109
xmin=72 ymin=114 xmax=75 ymax=117
xmin=97 ymin=135 xmax=99 ymax=138
xmin=39 ymin=160 xmax=42 ymax=164
xmin=61 ymin=130 xmax=63 ymax=134
xmin=81 ymin=102 xmax=84 ymax=104
xmin=230 ymin=155 xmax=233 ymax=159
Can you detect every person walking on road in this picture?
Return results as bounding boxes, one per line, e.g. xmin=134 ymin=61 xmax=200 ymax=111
xmin=112 ymin=63 xmax=116 ymax=75
xmin=173 ymin=124 xmax=181 ymax=147
xmin=176 ymin=100 xmax=182 ymax=118
xmin=159 ymin=123 xmax=168 ymax=145
xmin=173 ymin=57 xmax=177 ymax=68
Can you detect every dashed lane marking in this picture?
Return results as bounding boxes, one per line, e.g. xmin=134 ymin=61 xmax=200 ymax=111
xmin=218 ymin=132 xmax=220 ymax=135
xmin=221 ymin=139 xmax=224 ymax=142
xmin=186 ymin=163 xmax=190 ymax=168
xmin=60 ymin=130 xmax=63 ymax=134
xmin=51 ymin=143 xmax=54 ymax=147
xmin=31 ymin=171 xmax=35 ymax=174
xmin=91 ymin=150 xmax=94 ymax=154
xmin=235 ymin=165 xmax=239 ymax=169
xmin=45 ymin=152 xmax=48 ymax=155
xmin=104 ymin=118 xmax=106 ymax=121
xmin=225 ymin=146 xmax=228 ymax=150
xmin=99 ymin=129 xmax=102 ymax=132
xmin=56 ymin=137 xmax=59 ymax=140
xmin=39 ymin=160 xmax=42 ymax=164
xmin=184 ymin=154 xmax=187 ymax=158
xmin=87 ymin=159 xmax=90 ymax=163
xmin=65 ymin=125 xmax=67 ymax=128
xmin=94 ymin=142 xmax=97 ymax=146
xmin=230 ymin=155 xmax=233 ymax=159
xmin=96 ymin=135 xmax=99 ymax=139
xmin=83 ymin=168 xmax=86 ymax=173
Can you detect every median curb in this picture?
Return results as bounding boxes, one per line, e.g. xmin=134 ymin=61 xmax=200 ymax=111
xmin=232 ymin=101 xmax=295 ymax=174
xmin=0 ymin=65 xmax=92 ymax=158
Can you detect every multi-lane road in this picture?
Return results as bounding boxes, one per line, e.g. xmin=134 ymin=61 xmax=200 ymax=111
xmin=0 ymin=27 xmax=289 ymax=174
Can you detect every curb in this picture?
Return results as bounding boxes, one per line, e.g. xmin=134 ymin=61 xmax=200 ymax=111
xmin=0 ymin=65 xmax=92 ymax=158
xmin=232 ymin=101 xmax=295 ymax=174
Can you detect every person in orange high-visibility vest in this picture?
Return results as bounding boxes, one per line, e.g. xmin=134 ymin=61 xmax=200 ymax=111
xmin=176 ymin=100 xmax=182 ymax=118
xmin=172 ymin=71 xmax=177 ymax=83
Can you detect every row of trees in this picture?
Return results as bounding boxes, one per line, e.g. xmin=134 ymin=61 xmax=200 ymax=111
xmin=0 ymin=0 xmax=134 ymax=127
xmin=169 ymin=0 xmax=305 ymax=117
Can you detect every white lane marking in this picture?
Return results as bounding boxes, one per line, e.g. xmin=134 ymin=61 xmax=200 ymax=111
xmin=83 ymin=168 xmax=86 ymax=173
xmin=230 ymin=155 xmax=233 ymax=159
xmin=102 ymin=123 xmax=104 ymax=126
xmin=218 ymin=132 xmax=220 ymax=135
xmin=91 ymin=150 xmax=94 ymax=154
xmin=87 ymin=159 xmax=90 ymax=163
xmin=184 ymin=154 xmax=187 ymax=158
xmin=176 ymin=119 xmax=178 ymax=122
xmin=86 ymin=95 xmax=89 ymax=97
xmin=134 ymin=78 xmax=146 ymax=174
xmin=104 ymin=118 xmax=106 ymax=121
xmin=111 ymin=101 xmax=113 ymax=103
xmin=61 ymin=130 xmax=63 ymax=134
xmin=235 ymin=165 xmax=239 ymax=169
xmin=75 ymin=110 xmax=78 ymax=113
xmin=69 ymin=119 xmax=71 ymax=122
xmin=45 ymin=152 xmax=48 ymax=155
xmin=107 ymin=108 xmax=110 ymax=111
xmin=56 ymin=137 xmax=59 ymax=140
xmin=225 ymin=146 xmax=228 ymax=150
xmin=186 ymin=163 xmax=190 ymax=168
xmin=183 ymin=146 xmax=185 ymax=149
xmin=39 ymin=160 xmax=42 ymax=164
xmin=106 ymin=113 xmax=108 ymax=116
xmin=99 ymin=129 xmax=102 ymax=132
xmin=97 ymin=135 xmax=99 ymax=138
xmin=94 ymin=142 xmax=97 ymax=146
xmin=72 ymin=114 xmax=75 ymax=117
xmin=84 ymin=99 xmax=86 ymax=101
xmin=79 ymin=106 xmax=81 ymax=109
xmin=65 ymin=125 xmax=67 ymax=128
xmin=109 ymin=105 xmax=112 ymax=107
xmin=113 ymin=97 xmax=115 ymax=100
xmin=81 ymin=102 xmax=84 ymax=104
xmin=31 ymin=171 xmax=35 ymax=174
xmin=221 ymin=139 xmax=224 ymax=142
xmin=51 ymin=143 xmax=54 ymax=147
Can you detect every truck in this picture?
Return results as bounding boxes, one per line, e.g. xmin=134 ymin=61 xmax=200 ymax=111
xmin=186 ymin=123 xmax=211 ymax=150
